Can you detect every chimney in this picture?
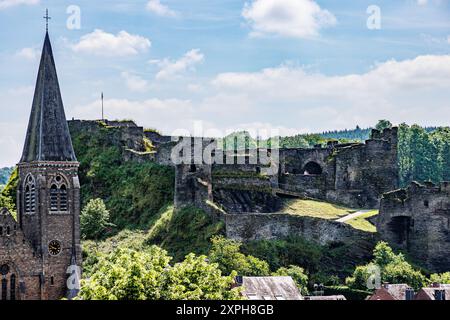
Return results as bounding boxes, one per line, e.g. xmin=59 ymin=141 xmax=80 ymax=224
xmin=434 ymin=289 xmax=446 ymax=301
xmin=405 ymin=288 xmax=415 ymax=301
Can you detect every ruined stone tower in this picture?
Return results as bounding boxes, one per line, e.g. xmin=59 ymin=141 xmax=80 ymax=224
xmin=14 ymin=31 xmax=81 ymax=300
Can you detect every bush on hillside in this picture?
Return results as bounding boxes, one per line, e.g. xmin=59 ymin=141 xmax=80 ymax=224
xmin=77 ymin=246 xmax=242 ymax=300
xmin=208 ymin=236 xmax=270 ymax=277
xmin=80 ymin=199 xmax=115 ymax=240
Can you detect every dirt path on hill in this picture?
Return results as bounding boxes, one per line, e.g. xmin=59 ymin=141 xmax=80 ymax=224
xmin=336 ymin=210 xmax=373 ymax=223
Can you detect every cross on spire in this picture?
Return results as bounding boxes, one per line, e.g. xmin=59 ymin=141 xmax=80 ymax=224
xmin=43 ymin=9 xmax=51 ymax=32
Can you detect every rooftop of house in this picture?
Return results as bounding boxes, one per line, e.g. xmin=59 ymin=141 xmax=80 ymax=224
xmin=304 ymin=295 xmax=347 ymax=301
xmin=236 ymin=276 xmax=302 ymax=301
xmin=416 ymin=284 xmax=450 ymax=300
xmin=368 ymin=284 xmax=413 ymax=301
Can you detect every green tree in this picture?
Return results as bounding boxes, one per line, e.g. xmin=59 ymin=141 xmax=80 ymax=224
xmin=372 ymin=241 xmax=403 ymax=267
xmin=346 ymin=242 xmax=426 ymax=291
xmin=208 ymin=236 xmax=270 ymax=276
xmin=80 ymin=198 xmax=114 ymax=240
xmin=375 ymin=120 xmax=393 ymax=131
xmin=0 ymin=168 xmax=18 ymax=216
xmin=162 ymin=253 xmax=242 ymax=300
xmin=78 ymin=246 xmax=171 ymax=300
xmin=273 ymin=265 xmax=309 ymax=294
xmin=78 ymin=247 xmax=241 ymax=300
xmin=382 ymin=261 xmax=426 ymax=290
xmin=429 ymin=272 xmax=450 ymax=284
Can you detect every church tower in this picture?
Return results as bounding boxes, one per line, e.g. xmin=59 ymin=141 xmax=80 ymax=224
xmin=16 ymin=30 xmax=81 ymax=300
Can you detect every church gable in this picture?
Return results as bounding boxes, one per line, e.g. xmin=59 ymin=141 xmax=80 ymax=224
xmin=0 ymin=208 xmax=42 ymax=300
xmin=0 ymin=208 xmax=40 ymax=266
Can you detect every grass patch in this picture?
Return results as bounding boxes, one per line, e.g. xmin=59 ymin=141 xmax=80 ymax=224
xmin=145 ymin=205 xmax=225 ymax=261
xmin=280 ymin=198 xmax=355 ymax=220
xmin=344 ymin=210 xmax=379 ymax=233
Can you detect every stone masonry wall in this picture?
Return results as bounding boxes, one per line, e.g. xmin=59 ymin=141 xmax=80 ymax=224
xmin=225 ymin=212 xmax=377 ymax=248
xmin=377 ymin=181 xmax=450 ymax=272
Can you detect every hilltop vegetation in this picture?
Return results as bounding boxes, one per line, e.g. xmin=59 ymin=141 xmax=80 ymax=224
xmin=0 ymin=168 xmax=18 ymax=215
xmin=70 ymin=124 xmax=175 ymax=230
xmin=398 ymin=124 xmax=450 ymax=186
xmin=0 ymin=167 xmax=13 ymax=191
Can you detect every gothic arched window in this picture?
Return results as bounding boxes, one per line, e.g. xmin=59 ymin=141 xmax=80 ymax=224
xmin=49 ymin=175 xmax=69 ymax=213
xmin=50 ymin=185 xmax=58 ymax=211
xmin=24 ymin=175 xmax=36 ymax=214
xmin=1 ymin=278 xmax=6 ymax=300
xmin=9 ymin=274 xmax=15 ymax=301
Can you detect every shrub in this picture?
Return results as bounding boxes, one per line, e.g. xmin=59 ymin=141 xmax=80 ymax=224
xmin=78 ymin=247 xmax=241 ymax=300
xmin=208 ymin=236 xmax=270 ymax=276
xmin=346 ymin=242 xmax=427 ymax=291
xmin=80 ymin=199 xmax=114 ymax=240
xmin=273 ymin=265 xmax=309 ymax=294
xmin=429 ymin=272 xmax=450 ymax=284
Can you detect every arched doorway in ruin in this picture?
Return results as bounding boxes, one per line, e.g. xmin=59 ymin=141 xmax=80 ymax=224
xmin=387 ymin=216 xmax=412 ymax=248
xmin=303 ymin=161 xmax=323 ymax=175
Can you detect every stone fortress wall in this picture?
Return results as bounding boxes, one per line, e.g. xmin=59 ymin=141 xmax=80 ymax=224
xmin=67 ymin=120 xmax=450 ymax=272
xmin=377 ymin=181 xmax=450 ymax=272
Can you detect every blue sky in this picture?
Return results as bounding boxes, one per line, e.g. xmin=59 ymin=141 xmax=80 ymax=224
xmin=0 ymin=0 xmax=449 ymax=166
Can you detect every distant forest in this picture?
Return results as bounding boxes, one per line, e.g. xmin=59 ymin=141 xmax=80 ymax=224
xmin=320 ymin=126 xmax=438 ymax=142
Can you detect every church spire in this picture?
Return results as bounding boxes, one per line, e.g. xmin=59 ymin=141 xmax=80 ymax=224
xmin=20 ymin=31 xmax=77 ymax=163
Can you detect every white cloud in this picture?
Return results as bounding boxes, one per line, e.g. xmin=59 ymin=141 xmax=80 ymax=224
xmin=146 ymin=0 xmax=178 ymax=17
xmin=7 ymin=86 xmax=34 ymax=96
xmin=0 ymin=122 xmax=25 ymax=167
xmin=155 ymin=49 xmax=204 ymax=80
xmin=3 ymin=54 xmax=449 ymax=167
xmin=447 ymin=35 xmax=450 ymax=44
xmin=211 ymin=55 xmax=450 ymax=131
xmin=73 ymin=55 xmax=450 ymax=138
xmin=0 ymin=0 xmax=39 ymax=10
xmin=121 ymin=72 xmax=150 ymax=92
xmin=73 ymin=98 xmax=194 ymax=135
xmin=15 ymin=47 xmax=39 ymax=61
xmin=71 ymin=29 xmax=151 ymax=57
xmin=242 ymin=0 xmax=337 ymax=39
xmin=417 ymin=0 xmax=428 ymax=5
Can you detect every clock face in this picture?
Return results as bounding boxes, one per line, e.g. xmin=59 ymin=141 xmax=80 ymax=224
xmin=48 ymin=240 xmax=61 ymax=256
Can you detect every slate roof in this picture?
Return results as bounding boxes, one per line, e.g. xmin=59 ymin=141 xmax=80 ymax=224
xmin=304 ymin=295 xmax=347 ymax=300
xmin=20 ymin=32 xmax=76 ymax=163
xmin=239 ymin=276 xmax=303 ymax=300
xmin=368 ymin=284 xmax=412 ymax=300
xmin=415 ymin=284 xmax=450 ymax=300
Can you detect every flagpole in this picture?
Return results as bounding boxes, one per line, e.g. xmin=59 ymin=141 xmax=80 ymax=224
xmin=101 ymin=92 xmax=104 ymax=121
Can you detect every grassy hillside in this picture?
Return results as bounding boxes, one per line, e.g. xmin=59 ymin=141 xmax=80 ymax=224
xmin=344 ymin=210 xmax=379 ymax=233
xmin=82 ymin=205 xmax=225 ymax=275
xmin=70 ymin=123 xmax=175 ymax=230
xmin=280 ymin=199 xmax=355 ymax=220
